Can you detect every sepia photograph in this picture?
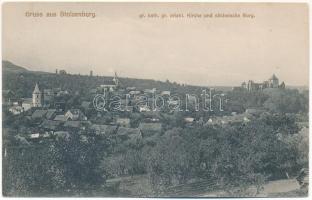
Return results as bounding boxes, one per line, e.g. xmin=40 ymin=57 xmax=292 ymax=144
xmin=1 ymin=1 xmax=309 ymax=198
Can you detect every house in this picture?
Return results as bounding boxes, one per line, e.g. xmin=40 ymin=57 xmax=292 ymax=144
xmin=30 ymin=133 xmax=40 ymax=139
xmin=138 ymin=122 xmax=162 ymax=137
xmin=116 ymin=118 xmax=130 ymax=127
xmin=2 ymin=90 xmax=15 ymax=105
xmin=129 ymin=90 xmax=141 ymax=96
xmin=138 ymin=105 xmax=151 ymax=112
xmin=31 ymin=109 xmax=48 ymax=119
xmin=100 ymin=81 xmax=116 ymax=91
xmin=184 ymin=117 xmax=195 ymax=123
xmin=63 ymin=120 xmax=91 ymax=130
xmin=9 ymin=106 xmax=24 ymax=115
xmin=65 ymin=109 xmax=87 ymax=121
xmin=161 ymin=91 xmax=171 ymax=96
xmin=56 ymin=90 xmax=69 ymax=96
xmin=100 ymin=73 xmax=120 ymax=91
xmin=126 ymin=87 xmax=136 ymax=91
xmin=55 ymin=101 xmax=66 ymax=111
xmin=90 ymin=124 xmax=117 ymax=136
xmin=144 ymin=88 xmax=156 ymax=94
xmin=22 ymin=98 xmax=32 ymax=111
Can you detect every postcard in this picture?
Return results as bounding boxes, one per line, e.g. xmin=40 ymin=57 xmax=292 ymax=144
xmin=1 ymin=2 xmax=309 ymax=197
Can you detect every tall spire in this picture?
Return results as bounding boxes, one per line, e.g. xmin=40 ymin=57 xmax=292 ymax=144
xmin=33 ymin=83 xmax=40 ymax=94
xmin=270 ymin=74 xmax=278 ymax=80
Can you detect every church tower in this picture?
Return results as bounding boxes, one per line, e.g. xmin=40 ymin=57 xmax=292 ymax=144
xmin=268 ymin=74 xmax=279 ymax=88
xmin=113 ymin=72 xmax=120 ymax=87
xmin=32 ymin=83 xmax=42 ymax=107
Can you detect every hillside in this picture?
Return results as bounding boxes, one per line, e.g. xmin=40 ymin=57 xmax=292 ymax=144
xmin=2 ymin=61 xmax=28 ymax=73
xmin=2 ymin=60 xmax=208 ymax=98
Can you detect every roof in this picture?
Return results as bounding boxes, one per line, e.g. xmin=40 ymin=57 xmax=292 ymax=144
xmin=32 ymin=109 xmax=48 ymax=119
xmin=245 ymin=108 xmax=265 ymax=115
xmin=45 ymin=109 xmax=56 ymax=119
xmin=67 ymin=109 xmax=82 ymax=115
xmin=116 ymin=118 xmax=130 ymax=124
xmin=33 ymin=83 xmax=41 ymax=93
xmin=117 ymin=127 xmax=141 ymax=136
xmin=270 ymin=74 xmax=278 ymax=80
xmin=139 ymin=123 xmax=162 ymax=132
xmin=161 ymin=91 xmax=171 ymax=95
xmin=90 ymin=124 xmax=117 ymax=135
xmin=65 ymin=109 xmax=87 ymax=120
xmin=15 ymin=135 xmax=30 ymax=145
xmin=30 ymin=133 xmax=40 ymax=138
xmin=40 ymin=120 xmax=62 ymax=130
xmin=129 ymin=91 xmax=141 ymax=95
xmin=184 ymin=117 xmax=195 ymax=122
xmin=54 ymin=115 xmax=68 ymax=121
xmin=101 ymin=79 xmax=116 ymax=86
xmin=22 ymin=98 xmax=33 ymax=104
xmin=63 ymin=121 xmax=81 ymax=128
xmin=126 ymin=87 xmax=136 ymax=91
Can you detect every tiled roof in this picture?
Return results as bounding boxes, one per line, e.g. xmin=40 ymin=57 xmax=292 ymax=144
xmin=54 ymin=115 xmax=68 ymax=121
xmin=45 ymin=109 xmax=56 ymax=119
xmin=31 ymin=109 xmax=48 ymax=119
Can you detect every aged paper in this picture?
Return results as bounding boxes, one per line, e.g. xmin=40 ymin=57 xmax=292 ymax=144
xmin=2 ymin=2 xmax=309 ymax=197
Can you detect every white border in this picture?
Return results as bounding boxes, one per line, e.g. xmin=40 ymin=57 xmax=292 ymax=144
xmin=0 ymin=1 xmax=310 ymax=200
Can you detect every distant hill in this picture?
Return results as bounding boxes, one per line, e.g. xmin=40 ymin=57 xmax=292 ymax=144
xmin=2 ymin=61 xmax=28 ymax=73
xmin=2 ymin=60 xmax=213 ymax=99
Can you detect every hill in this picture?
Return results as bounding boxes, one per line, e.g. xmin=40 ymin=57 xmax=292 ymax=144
xmin=2 ymin=61 xmax=28 ymax=73
xmin=2 ymin=60 xmax=210 ymax=98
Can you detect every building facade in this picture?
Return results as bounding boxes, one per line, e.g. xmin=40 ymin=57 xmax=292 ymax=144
xmin=241 ymin=74 xmax=285 ymax=92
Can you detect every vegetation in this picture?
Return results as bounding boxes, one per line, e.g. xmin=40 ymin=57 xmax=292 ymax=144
xmin=2 ymin=61 xmax=309 ymax=197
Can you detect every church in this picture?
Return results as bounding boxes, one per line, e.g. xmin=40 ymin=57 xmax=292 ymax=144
xmin=100 ymin=72 xmax=120 ymax=92
xmin=32 ymin=83 xmax=42 ymax=107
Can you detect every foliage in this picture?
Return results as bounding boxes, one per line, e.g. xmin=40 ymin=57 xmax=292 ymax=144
xmin=3 ymin=132 xmax=109 ymax=196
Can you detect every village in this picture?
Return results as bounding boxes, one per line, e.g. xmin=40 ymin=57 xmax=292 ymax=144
xmin=3 ymin=71 xmax=275 ymax=146
xmin=2 ymin=67 xmax=309 ymax=197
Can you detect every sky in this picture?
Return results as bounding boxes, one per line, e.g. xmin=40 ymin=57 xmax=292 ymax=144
xmin=2 ymin=3 xmax=309 ymax=86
